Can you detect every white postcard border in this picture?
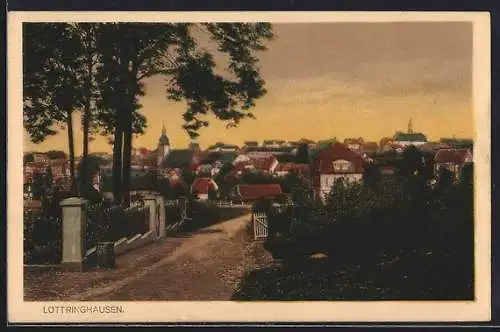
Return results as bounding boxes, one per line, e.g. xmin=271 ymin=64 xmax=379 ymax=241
xmin=8 ymin=11 xmax=491 ymax=323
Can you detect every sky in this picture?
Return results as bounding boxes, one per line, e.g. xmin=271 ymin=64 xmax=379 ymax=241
xmin=23 ymin=22 xmax=473 ymax=155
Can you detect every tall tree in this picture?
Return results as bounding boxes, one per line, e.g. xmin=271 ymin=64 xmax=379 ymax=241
xmin=23 ymin=153 xmax=34 ymax=164
xmin=72 ymin=23 xmax=102 ymax=191
xmin=379 ymin=137 xmax=393 ymax=149
xmin=45 ymin=166 xmax=53 ymax=190
xmin=96 ymin=23 xmax=274 ymax=206
xmin=460 ymin=163 xmax=474 ymax=188
xmin=296 ymin=143 xmax=310 ymax=164
xmin=23 ymin=23 xmax=84 ymax=194
xmin=31 ymin=173 xmax=45 ymax=200
xmin=399 ymin=145 xmax=424 ymax=178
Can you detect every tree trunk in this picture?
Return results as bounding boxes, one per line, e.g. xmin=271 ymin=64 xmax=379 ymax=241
xmin=122 ymin=103 xmax=133 ymax=207
xmin=122 ymin=127 xmax=132 ymax=207
xmin=112 ymin=123 xmax=123 ymax=205
xmin=121 ymin=60 xmax=138 ymax=208
xmin=81 ymin=48 xmax=93 ymax=191
xmin=82 ymin=96 xmax=90 ymax=191
xmin=66 ymin=110 xmax=77 ymax=195
xmin=82 ymin=118 xmax=89 ymax=187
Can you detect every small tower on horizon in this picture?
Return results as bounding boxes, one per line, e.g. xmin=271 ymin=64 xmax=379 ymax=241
xmin=157 ymin=122 xmax=171 ymax=167
xmin=408 ymin=118 xmax=414 ymax=134
xmin=188 ymin=138 xmax=202 ymax=152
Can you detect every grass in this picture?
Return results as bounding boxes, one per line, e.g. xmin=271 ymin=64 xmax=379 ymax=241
xmin=231 ymin=248 xmax=474 ymax=301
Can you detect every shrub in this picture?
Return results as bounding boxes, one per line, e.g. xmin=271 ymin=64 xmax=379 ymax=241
xmin=24 ymin=191 xmax=68 ymax=265
xmin=24 ymin=214 xmax=62 ymax=264
xmin=252 ymin=197 xmax=275 ymax=215
xmin=262 ymin=170 xmax=474 ymax=280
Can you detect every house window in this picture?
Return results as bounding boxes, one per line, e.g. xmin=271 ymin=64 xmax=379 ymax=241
xmin=332 ymin=160 xmax=352 ymax=172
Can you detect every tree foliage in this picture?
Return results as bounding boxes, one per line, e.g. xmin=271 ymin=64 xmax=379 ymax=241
xmin=23 ymin=153 xmax=34 ymax=164
xmin=264 ymin=165 xmax=474 ymax=293
xmin=295 ymin=143 xmax=310 ymax=164
xmin=23 ymin=23 xmax=86 ymax=193
xmin=208 ymin=186 xmax=218 ymax=201
xmin=45 ymin=150 xmax=67 ymax=160
xmin=24 ymin=22 xmax=274 ymax=206
xmin=23 ymin=24 xmax=84 ymax=142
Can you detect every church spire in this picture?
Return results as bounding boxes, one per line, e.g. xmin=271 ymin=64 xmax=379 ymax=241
xmin=158 ymin=121 xmax=170 ymax=146
xmin=408 ymin=118 xmax=413 ymax=134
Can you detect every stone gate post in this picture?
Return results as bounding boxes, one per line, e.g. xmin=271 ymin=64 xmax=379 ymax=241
xmin=60 ymin=197 xmax=88 ymax=271
xmin=155 ymin=195 xmax=166 ymax=238
xmin=144 ymin=195 xmax=158 ymax=239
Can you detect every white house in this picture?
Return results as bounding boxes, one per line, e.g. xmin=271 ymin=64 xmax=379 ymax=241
xmin=311 ymin=143 xmax=364 ymax=200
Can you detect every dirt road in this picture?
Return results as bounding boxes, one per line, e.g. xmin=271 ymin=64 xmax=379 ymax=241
xmin=24 ymin=212 xmax=272 ymax=301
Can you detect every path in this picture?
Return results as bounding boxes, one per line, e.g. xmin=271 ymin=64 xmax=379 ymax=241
xmin=24 ymin=212 xmax=271 ymax=301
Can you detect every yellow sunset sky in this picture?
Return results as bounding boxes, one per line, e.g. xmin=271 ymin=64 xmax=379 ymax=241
xmin=23 ymin=22 xmax=473 ymax=155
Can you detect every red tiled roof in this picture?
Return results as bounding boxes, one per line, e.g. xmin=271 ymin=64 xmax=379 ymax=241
xmin=26 ymin=161 xmax=48 ymax=167
xmin=434 ymin=148 xmax=472 ymax=164
xmin=390 ymin=144 xmax=404 ymax=149
xmin=233 ymin=160 xmax=255 ymax=172
xmin=344 ymin=138 xmax=363 ymax=145
xmin=138 ymin=147 xmax=150 ymax=155
xmin=190 ymin=151 xmax=220 ymax=170
xmin=312 ymin=143 xmax=364 ymax=174
xmin=190 ymin=177 xmax=218 ymax=195
xmin=49 ymin=159 xmax=68 ymax=165
xmin=274 ymin=163 xmax=311 ymax=175
xmin=235 ymin=184 xmax=282 ymax=200
xmin=250 ymin=156 xmax=277 ymax=171
xmin=363 ymin=142 xmax=379 ymax=152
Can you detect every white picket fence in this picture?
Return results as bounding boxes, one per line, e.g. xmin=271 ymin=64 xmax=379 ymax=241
xmin=164 ymin=199 xmax=180 ymax=207
xmin=253 ymin=212 xmax=268 ymax=240
xmin=213 ymin=200 xmax=252 ymax=209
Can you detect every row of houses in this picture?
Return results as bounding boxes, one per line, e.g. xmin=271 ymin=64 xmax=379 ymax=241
xmin=164 ymin=141 xmax=473 ymax=203
xmin=106 ymin=120 xmax=475 ymax=202
xmin=23 ymin=119 xmax=473 ymax=203
xmin=23 ymin=156 xmax=102 ymax=196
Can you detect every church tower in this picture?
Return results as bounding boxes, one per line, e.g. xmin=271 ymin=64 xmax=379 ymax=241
xmin=157 ymin=122 xmax=170 ymax=167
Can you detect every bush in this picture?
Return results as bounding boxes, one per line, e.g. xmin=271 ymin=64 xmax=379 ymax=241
xmin=24 ymin=214 xmax=62 ymax=264
xmin=24 ymin=191 xmax=69 ymax=265
xmin=252 ymin=197 xmax=275 ymax=215
xmin=263 ymin=172 xmax=474 ymax=280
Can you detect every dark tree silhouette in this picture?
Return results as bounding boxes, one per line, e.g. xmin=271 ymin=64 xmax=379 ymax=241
xmin=71 ymin=23 xmax=102 ymax=190
xmin=31 ymin=173 xmax=45 ymax=200
xmin=23 ymin=153 xmax=35 ymax=164
xmin=45 ymin=150 xmax=67 ymax=160
xmin=45 ymin=166 xmax=53 ymax=190
xmin=399 ymin=145 xmax=425 ymax=178
xmin=23 ymin=23 xmax=85 ymax=194
xmin=94 ymin=23 xmax=274 ymax=206
xmin=460 ymin=163 xmax=473 ymax=187
xmin=24 ymin=23 xmax=274 ymax=207
xmin=77 ymin=154 xmax=103 ymax=191
xmin=296 ymin=143 xmax=310 ymax=164
xmin=208 ymin=186 xmax=218 ymax=201
xmin=363 ymin=163 xmax=382 ymax=189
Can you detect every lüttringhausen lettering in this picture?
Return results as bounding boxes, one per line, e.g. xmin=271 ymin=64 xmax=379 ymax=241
xmin=42 ymin=305 xmax=125 ymax=314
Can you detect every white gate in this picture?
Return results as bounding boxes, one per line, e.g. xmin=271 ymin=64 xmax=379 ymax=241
xmin=253 ymin=212 xmax=268 ymax=240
